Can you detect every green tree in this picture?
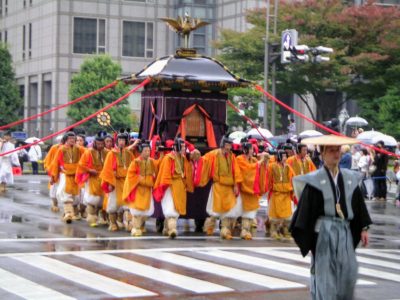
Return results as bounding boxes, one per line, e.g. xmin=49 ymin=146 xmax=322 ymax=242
xmin=376 ymin=64 xmax=400 ymax=139
xmin=0 ymin=43 xmax=23 ymax=127
xmin=215 ymin=1 xmax=400 ymax=132
xmin=227 ymin=87 xmax=281 ymax=131
xmin=67 ymin=55 xmax=132 ymax=135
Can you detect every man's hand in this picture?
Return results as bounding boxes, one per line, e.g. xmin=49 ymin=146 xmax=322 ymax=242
xmin=257 ymin=152 xmax=269 ymax=165
xmin=361 ymin=230 xmax=369 ymax=247
xmin=190 ymin=149 xmax=201 ymax=161
xmin=88 ymin=169 xmax=98 ymax=176
xmin=233 ymin=184 xmax=239 ymax=195
xmin=128 ymin=139 xmax=140 ymax=150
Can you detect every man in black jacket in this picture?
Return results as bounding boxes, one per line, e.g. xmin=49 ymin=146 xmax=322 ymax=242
xmin=372 ymin=141 xmax=389 ymax=201
xmin=290 ymin=135 xmax=372 ymax=300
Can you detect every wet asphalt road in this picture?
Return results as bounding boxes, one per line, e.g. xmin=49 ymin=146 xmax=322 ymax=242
xmin=0 ymin=175 xmax=399 ymax=300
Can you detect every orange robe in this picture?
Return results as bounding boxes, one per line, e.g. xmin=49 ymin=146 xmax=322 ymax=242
xmin=44 ymin=144 xmax=62 ymax=189
xmin=44 ymin=144 xmax=60 ymax=171
xmin=123 ymin=157 xmax=157 ymax=211
xmin=201 ymin=149 xmax=243 ymax=214
xmin=236 ymin=155 xmax=268 ymax=212
xmin=76 ymin=148 xmax=108 ymax=197
xmin=49 ymin=145 xmax=85 ymax=195
xmin=268 ymin=162 xmax=294 ymax=220
xmin=287 ymin=155 xmax=316 ymax=176
xmin=100 ymin=148 xmax=134 ymax=208
xmin=153 ymin=152 xmax=194 ymax=216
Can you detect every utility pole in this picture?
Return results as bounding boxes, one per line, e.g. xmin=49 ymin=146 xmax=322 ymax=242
xmin=270 ymin=0 xmax=278 ymax=134
xmin=263 ymin=0 xmax=270 ymax=129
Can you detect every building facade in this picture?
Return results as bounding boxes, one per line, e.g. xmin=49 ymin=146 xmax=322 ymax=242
xmin=0 ymin=0 xmax=265 ymax=137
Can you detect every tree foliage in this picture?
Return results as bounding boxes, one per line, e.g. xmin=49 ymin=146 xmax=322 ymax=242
xmin=0 ymin=43 xmax=23 ymax=127
xmin=67 ymin=55 xmax=132 ymax=135
xmin=227 ymin=87 xmax=281 ymax=131
xmin=215 ymin=0 xmax=400 ymax=135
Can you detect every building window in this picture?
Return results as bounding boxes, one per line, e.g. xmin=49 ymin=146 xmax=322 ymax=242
xmin=22 ymin=25 xmax=26 ymax=60
xmin=4 ymin=30 xmax=7 ymax=43
xmin=4 ymin=0 xmax=7 ymax=15
xmin=0 ymin=0 xmax=3 ymax=17
xmin=98 ymin=19 xmax=105 ymax=53
xmin=73 ymin=17 xmax=106 ymax=54
xmin=0 ymin=32 xmax=2 ymax=42
xmin=29 ymin=23 xmax=32 ymax=58
xmin=122 ymin=21 xmax=153 ymax=58
xmin=24 ymin=0 xmax=26 ymax=8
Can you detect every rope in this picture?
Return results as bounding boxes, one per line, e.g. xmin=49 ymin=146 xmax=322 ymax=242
xmin=254 ymin=84 xmax=400 ymax=159
xmin=0 ymin=80 xmax=119 ymax=130
xmin=0 ymin=78 xmax=151 ymax=157
xmin=227 ymin=100 xmax=272 ymax=147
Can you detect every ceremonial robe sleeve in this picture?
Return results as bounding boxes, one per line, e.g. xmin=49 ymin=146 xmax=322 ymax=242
xmin=153 ymin=156 xmax=173 ymax=202
xmin=232 ymin=155 xmax=243 ymax=184
xmin=196 ymin=150 xmax=217 ymax=187
xmin=75 ymin=150 xmax=91 ymax=186
xmin=122 ymin=160 xmax=140 ymax=202
xmin=48 ymin=148 xmax=61 ymax=182
xmin=290 ymin=184 xmax=324 ymax=257
xmin=44 ymin=145 xmax=57 ymax=171
xmin=350 ymin=186 xmax=373 ymax=248
xmin=100 ymin=151 xmax=116 ymax=190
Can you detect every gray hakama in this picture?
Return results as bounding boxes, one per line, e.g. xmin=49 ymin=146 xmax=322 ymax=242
xmin=291 ymin=167 xmax=372 ymax=300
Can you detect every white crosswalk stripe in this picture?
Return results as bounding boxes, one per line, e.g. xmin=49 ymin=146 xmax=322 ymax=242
xmin=12 ymin=255 xmax=156 ymax=298
xmin=249 ymin=248 xmax=400 ymax=283
xmin=135 ymin=251 xmax=305 ymax=289
xmin=0 ymin=267 xmax=75 ymax=300
xmin=0 ymin=247 xmax=398 ymax=299
xmin=75 ymin=252 xmax=233 ymax=294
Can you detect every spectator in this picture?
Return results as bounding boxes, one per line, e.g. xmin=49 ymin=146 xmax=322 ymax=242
xmin=18 ymin=148 xmax=29 ymax=171
xmin=395 ymin=142 xmax=400 ymax=156
xmin=339 ymin=145 xmax=352 ymax=169
xmin=372 ymin=141 xmax=389 ymax=201
xmin=351 ymin=145 xmax=361 ymax=171
xmin=358 ymin=149 xmax=371 ymax=179
xmin=28 ymin=143 xmax=42 ymax=175
xmin=287 ymin=118 xmax=296 ymax=138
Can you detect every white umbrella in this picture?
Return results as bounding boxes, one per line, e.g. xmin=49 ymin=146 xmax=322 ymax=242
xmin=55 ymin=135 xmax=64 ymax=142
xmin=345 ymin=116 xmax=368 ymax=127
xmin=356 ymin=130 xmax=384 ymax=144
xmin=246 ymin=127 xmax=273 ymax=140
xmin=371 ymin=134 xmax=397 ymax=147
xmin=298 ymin=130 xmax=323 ymax=139
xmin=232 ymin=137 xmax=242 ymax=145
xmin=25 ymin=137 xmax=44 ymax=145
xmin=229 ymin=131 xmax=247 ymax=140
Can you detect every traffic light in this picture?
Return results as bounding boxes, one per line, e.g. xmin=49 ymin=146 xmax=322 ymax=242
xmin=290 ymin=45 xmax=310 ymax=62
xmin=311 ymin=46 xmax=333 ymax=63
xmin=280 ymin=29 xmax=334 ymax=64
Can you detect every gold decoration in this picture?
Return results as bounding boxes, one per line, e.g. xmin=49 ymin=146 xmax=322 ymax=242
xmin=336 ymin=203 xmax=345 ymax=220
xmin=160 ymin=12 xmax=209 ymax=49
xmin=97 ymin=112 xmax=111 ymax=127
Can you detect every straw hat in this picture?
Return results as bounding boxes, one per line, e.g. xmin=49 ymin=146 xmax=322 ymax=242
xmin=301 ymin=135 xmax=359 ymax=146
